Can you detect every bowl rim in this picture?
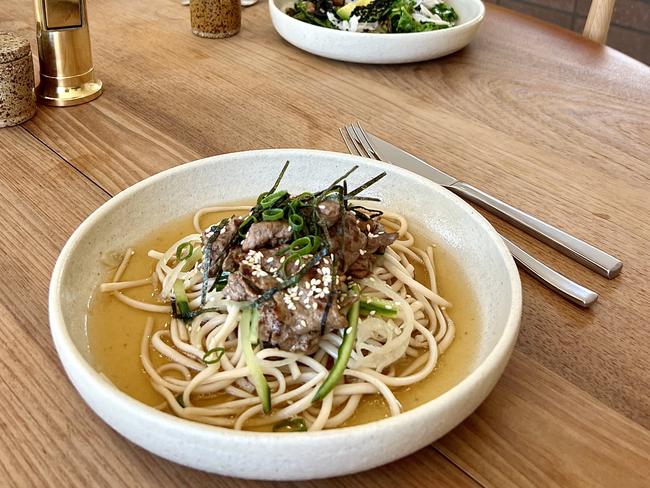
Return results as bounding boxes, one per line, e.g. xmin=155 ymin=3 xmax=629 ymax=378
xmin=268 ymin=0 xmax=486 ymax=39
xmin=49 ymin=148 xmax=521 ymax=443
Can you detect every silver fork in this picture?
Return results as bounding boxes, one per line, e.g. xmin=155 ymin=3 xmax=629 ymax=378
xmin=340 ymin=123 xmax=599 ymax=307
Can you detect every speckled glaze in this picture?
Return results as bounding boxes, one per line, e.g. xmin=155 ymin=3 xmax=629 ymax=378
xmin=49 ymin=150 xmax=521 ymax=480
xmin=190 ymin=0 xmax=241 ymax=38
xmin=0 ymin=32 xmax=36 ymax=128
xmin=269 ymin=0 xmax=485 ymax=64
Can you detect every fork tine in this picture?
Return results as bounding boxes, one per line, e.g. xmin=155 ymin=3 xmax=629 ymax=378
xmin=344 ymin=124 xmax=371 ymax=158
xmin=351 ymin=122 xmax=381 ymax=161
xmin=339 ymin=127 xmax=358 ymax=156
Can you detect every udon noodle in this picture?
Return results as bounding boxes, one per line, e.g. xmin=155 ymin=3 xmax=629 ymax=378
xmin=100 ymin=205 xmax=455 ymax=432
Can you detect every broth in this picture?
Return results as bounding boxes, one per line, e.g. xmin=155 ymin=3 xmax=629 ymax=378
xmin=86 ymin=209 xmax=481 ymax=427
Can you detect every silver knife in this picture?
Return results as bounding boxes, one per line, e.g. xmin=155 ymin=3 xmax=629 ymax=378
xmin=365 ymin=132 xmax=622 ymax=280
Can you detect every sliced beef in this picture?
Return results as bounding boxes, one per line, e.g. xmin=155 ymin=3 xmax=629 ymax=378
xmin=222 ymin=248 xmax=284 ymax=300
xmin=363 ymin=219 xmax=397 ymax=254
xmin=257 ymin=266 xmax=347 ymax=354
xmin=202 ymin=217 xmax=242 ymax=277
xmin=215 ymin=205 xmax=397 ymax=354
xmin=328 ymin=212 xmax=367 ymax=274
xmin=222 ymin=247 xmax=245 ymax=272
xmin=241 ymin=221 xmax=293 ymax=251
xmin=347 ymin=253 xmax=372 ymax=279
xmin=222 ymin=272 xmax=258 ymax=301
xmin=327 ymin=211 xmax=398 ymax=278
xmin=317 ymin=200 xmax=341 ymax=227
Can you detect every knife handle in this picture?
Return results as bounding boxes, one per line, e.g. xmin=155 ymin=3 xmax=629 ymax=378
xmin=450 ymin=181 xmax=622 ymax=279
xmin=502 ymin=236 xmax=598 ymax=307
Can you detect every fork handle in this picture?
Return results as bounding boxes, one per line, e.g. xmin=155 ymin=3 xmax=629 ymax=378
xmin=449 ymin=181 xmax=622 ymax=279
xmin=502 ymin=236 xmax=598 ymax=307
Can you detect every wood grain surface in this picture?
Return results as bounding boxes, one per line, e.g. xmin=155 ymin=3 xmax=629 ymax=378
xmin=1 ymin=1 xmax=649 ymax=486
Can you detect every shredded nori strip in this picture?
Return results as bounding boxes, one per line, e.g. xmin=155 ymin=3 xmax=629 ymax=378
xmin=200 ymin=218 xmax=230 ymax=305
xmin=348 ymin=205 xmax=384 ymax=221
xmin=315 ymin=165 xmax=358 ymax=198
xmin=172 ymin=306 xmax=225 ymax=320
xmin=253 ymin=246 xmax=330 ymax=307
xmin=344 ymin=196 xmax=381 ymax=202
xmin=272 ymin=161 xmax=290 ymax=192
xmin=347 ymin=171 xmax=387 ymax=198
xmin=317 ymin=187 xmax=345 ymax=335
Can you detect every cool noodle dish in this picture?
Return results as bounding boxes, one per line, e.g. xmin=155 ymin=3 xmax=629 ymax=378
xmin=98 ymin=162 xmax=455 ymax=432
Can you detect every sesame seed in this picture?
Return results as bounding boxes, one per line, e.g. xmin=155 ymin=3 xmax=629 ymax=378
xmin=359 ymin=249 xmax=367 ymax=255
xmin=370 ymin=310 xmax=376 ymax=315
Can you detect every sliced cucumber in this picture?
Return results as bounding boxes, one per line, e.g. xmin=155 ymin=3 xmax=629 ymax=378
xmin=241 ymin=307 xmax=271 ymax=414
xmin=359 ymin=296 xmax=399 ymax=318
xmin=313 ymin=284 xmax=360 ymax=402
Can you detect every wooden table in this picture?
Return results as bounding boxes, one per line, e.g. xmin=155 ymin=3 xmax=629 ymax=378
xmin=1 ymin=1 xmax=649 ymax=486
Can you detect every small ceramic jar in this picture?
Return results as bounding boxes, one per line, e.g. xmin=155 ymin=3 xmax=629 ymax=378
xmin=0 ymin=32 xmax=36 ymax=128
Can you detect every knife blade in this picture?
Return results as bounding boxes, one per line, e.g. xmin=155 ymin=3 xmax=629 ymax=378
xmin=365 ymin=133 xmax=458 ymax=188
xmin=364 ymin=131 xmax=622 ymax=279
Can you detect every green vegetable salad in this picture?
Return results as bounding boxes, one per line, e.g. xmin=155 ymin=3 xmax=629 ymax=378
xmin=286 ymin=0 xmax=459 ymax=33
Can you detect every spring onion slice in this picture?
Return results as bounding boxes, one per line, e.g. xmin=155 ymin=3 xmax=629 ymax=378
xmin=278 ymin=236 xmax=321 ymax=256
xmin=272 ymin=418 xmax=308 ymax=432
xmin=260 ymin=191 xmax=288 ymax=209
xmin=359 ymin=296 xmax=399 ymax=318
xmin=288 ymin=213 xmax=304 ymax=233
xmin=203 ymin=347 xmax=225 ymax=364
xmin=238 ymin=214 xmax=258 ymax=237
xmin=240 ymin=307 xmax=271 ymax=414
xmin=175 ymin=242 xmax=193 ymax=261
xmin=313 ymin=284 xmax=360 ymax=402
xmin=262 ymin=208 xmax=284 ymax=221
xmin=173 ymin=279 xmax=191 ymax=319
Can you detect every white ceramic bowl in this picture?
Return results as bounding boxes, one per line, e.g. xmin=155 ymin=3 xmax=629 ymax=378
xmin=49 ymin=149 xmax=520 ymax=480
xmin=269 ymin=0 xmax=485 ymax=64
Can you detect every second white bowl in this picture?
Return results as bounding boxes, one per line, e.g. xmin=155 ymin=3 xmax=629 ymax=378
xmin=269 ymin=0 xmax=485 ymax=64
